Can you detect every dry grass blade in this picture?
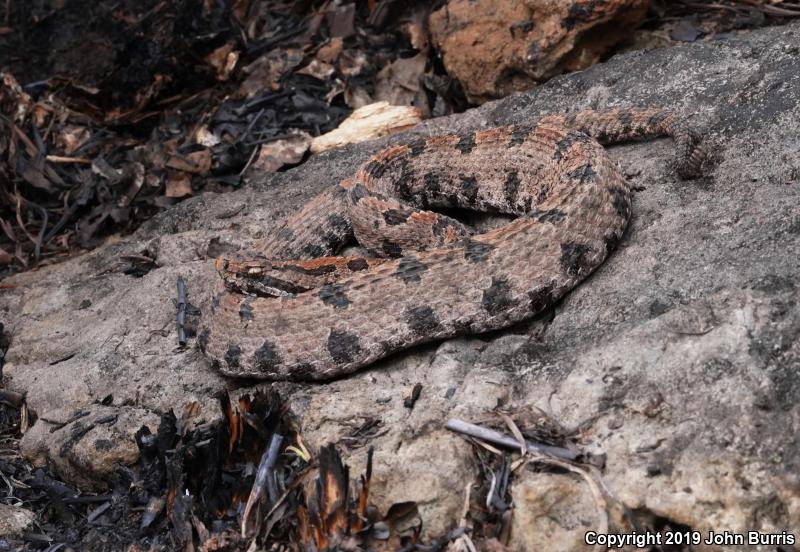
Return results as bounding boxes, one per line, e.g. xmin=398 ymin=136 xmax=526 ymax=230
xmin=45 ymin=155 xmax=92 ymax=164
xmin=681 ymin=2 xmax=750 ymax=12
xmin=13 ymin=193 xmax=39 ymax=252
xmin=497 ymin=412 xmax=527 ymax=457
xmin=449 ymin=483 xmax=478 ymax=552
xmin=740 ymin=0 xmax=800 ymax=15
xmin=685 ymin=0 xmax=800 ymax=16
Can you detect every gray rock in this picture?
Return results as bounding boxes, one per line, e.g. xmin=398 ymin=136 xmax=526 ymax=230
xmin=2 ymin=21 xmax=799 ymax=548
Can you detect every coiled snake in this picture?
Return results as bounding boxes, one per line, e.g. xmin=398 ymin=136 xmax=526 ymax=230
xmin=199 ymin=108 xmax=704 ymax=380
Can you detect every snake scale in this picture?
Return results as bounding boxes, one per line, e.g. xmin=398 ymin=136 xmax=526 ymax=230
xmin=199 ymin=108 xmax=705 ymax=380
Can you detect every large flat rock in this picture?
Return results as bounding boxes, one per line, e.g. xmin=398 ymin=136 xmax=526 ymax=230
xmin=2 ymin=22 xmax=799 ymax=547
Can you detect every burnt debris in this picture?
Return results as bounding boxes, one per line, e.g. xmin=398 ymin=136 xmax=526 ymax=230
xmin=0 ymin=0 xmax=466 ymax=275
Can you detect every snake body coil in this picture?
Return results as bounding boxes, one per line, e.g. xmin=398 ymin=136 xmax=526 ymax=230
xmin=199 ymin=108 xmax=704 ymax=380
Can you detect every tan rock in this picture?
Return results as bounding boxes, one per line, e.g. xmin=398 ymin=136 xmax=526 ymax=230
xmin=0 ymin=503 xmax=35 ymax=536
xmin=429 ymin=0 xmax=651 ymax=103
xmin=510 ymin=471 xmax=597 ymax=551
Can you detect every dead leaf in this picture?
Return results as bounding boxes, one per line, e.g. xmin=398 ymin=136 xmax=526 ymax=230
xmin=91 ymin=158 xmax=123 ymax=182
xmin=671 ymin=18 xmax=703 ymax=42
xmin=20 ymin=159 xmax=53 ymax=191
xmin=339 ymin=50 xmax=368 ymax=77
xmin=400 ymin=9 xmax=430 ymax=51
xmin=251 ymin=132 xmax=311 ymax=174
xmin=30 ymin=103 xmax=53 ymax=127
xmin=165 ymin=172 xmax=193 ymax=198
xmin=325 ymin=3 xmax=356 ymax=38
xmin=120 ymin=162 xmax=146 ymax=207
xmin=195 ymin=125 xmax=221 ymax=147
xmin=205 ymin=42 xmax=239 ymax=81
xmin=325 ymin=79 xmax=347 ymax=105
xmin=298 ymin=59 xmax=335 ymax=81
xmin=106 ymin=73 xmax=170 ymax=122
xmin=240 ymin=48 xmax=304 ymax=97
xmin=374 ymin=53 xmax=427 ymax=106
xmin=56 ymin=125 xmax=92 ymax=154
xmin=317 ymin=37 xmax=343 ymax=63
xmin=343 ymin=85 xmax=373 ymax=109
xmin=165 ymin=149 xmax=212 ymax=174
xmin=0 ymin=246 xmax=13 ymax=265
xmin=1 ymin=72 xmax=33 ymax=123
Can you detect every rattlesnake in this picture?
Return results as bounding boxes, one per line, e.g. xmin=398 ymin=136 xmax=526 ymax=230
xmin=199 ymin=108 xmax=704 ymax=380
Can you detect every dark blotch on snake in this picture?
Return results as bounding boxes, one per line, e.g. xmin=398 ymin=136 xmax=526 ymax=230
xmin=405 ymin=305 xmax=442 ymax=334
xmin=252 ymin=340 xmax=282 ymax=371
xmin=604 ymin=232 xmax=623 ymax=256
xmin=508 ymin=124 xmax=532 ymax=147
xmin=567 ymin=164 xmax=598 ymax=183
xmin=647 ymin=111 xmax=671 ymax=128
xmin=554 ymin=131 xmax=591 ymax=161
xmin=363 ymin=160 xmax=386 ymax=179
xmin=396 ymin=179 xmax=413 ymax=203
xmin=423 ymin=172 xmax=441 ymax=201
xmin=455 ymin=133 xmax=477 ymax=154
xmin=459 ymin=175 xmax=479 ymax=203
xmin=407 ymin=138 xmax=427 ymax=157
xmin=347 ymin=258 xmax=369 ymax=271
xmin=504 ymin=170 xmax=520 ymax=205
xmin=537 ymin=209 xmax=567 ymax=224
xmin=381 ymin=239 xmax=404 ymax=258
xmin=326 ymin=213 xmax=350 ymax=233
xmin=318 ymin=283 xmax=350 ymax=308
xmin=464 ymin=239 xmax=496 ymax=263
xmin=327 ymin=330 xmax=362 ymax=365
xmin=302 ymin=243 xmax=326 ymax=258
xmin=617 ymin=109 xmax=634 ymax=134
xmin=527 ymin=285 xmax=556 ymax=313
xmin=391 ymin=157 xmax=414 ymax=199
xmin=482 ymin=277 xmax=514 ymax=316
xmin=239 ymin=298 xmax=254 ymax=321
xmin=252 ymin=275 xmax=305 ymax=296
xmin=393 ymin=256 xmax=428 ymax=283
xmin=562 ymin=2 xmax=596 ymax=30
xmin=383 ymin=208 xmax=413 ymax=226
xmin=349 ymin=182 xmax=370 ymax=203
xmin=608 ymin=186 xmax=630 ymax=218
xmin=197 ymin=327 xmax=210 ymax=353
xmin=224 ymin=344 xmax=242 ymax=370
xmin=560 ymin=242 xmax=593 ymax=277
xmin=319 ymin=228 xmax=345 ymax=253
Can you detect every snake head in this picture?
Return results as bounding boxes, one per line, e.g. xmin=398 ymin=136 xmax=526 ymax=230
xmin=215 ymin=256 xmax=301 ymax=298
